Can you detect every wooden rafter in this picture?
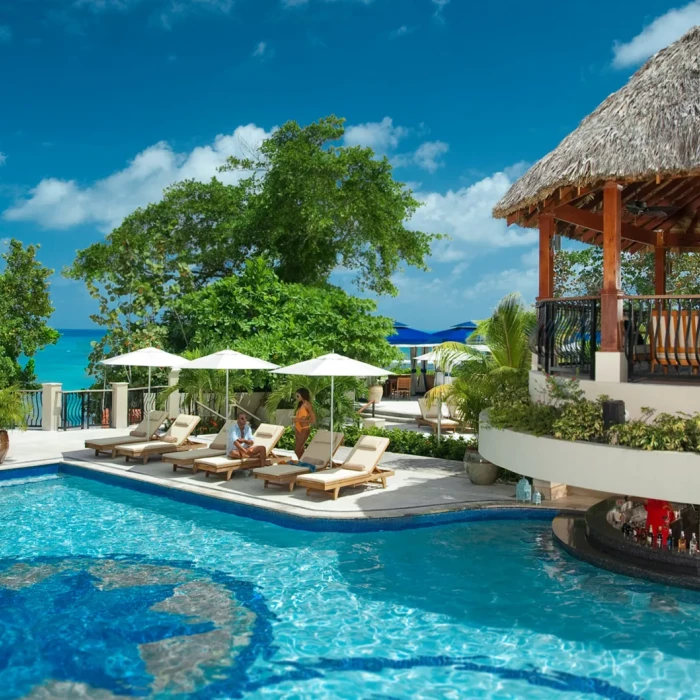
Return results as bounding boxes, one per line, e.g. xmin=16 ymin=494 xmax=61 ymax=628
xmin=553 ymin=204 xmax=655 ymax=245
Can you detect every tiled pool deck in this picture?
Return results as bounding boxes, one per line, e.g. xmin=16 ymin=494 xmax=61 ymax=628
xmin=1 ymin=428 xmax=603 ymax=521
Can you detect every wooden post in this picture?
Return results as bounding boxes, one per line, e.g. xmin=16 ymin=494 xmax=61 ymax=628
xmin=538 ymin=213 xmax=554 ymax=299
xmin=601 ymin=182 xmax=623 ymax=352
xmin=655 ymin=232 xmax=666 ymax=295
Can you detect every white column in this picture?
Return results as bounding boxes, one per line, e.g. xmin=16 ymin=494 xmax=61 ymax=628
xmin=594 ymin=352 xmax=626 ymax=383
xmin=167 ymin=369 xmax=181 ymax=419
xmin=111 ymin=382 xmax=129 ymax=429
xmin=41 ymin=383 xmax=62 ymax=432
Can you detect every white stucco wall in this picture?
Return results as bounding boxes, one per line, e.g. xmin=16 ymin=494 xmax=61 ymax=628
xmin=529 ymin=371 xmax=700 ymax=421
xmin=480 ymin=419 xmax=700 ymax=503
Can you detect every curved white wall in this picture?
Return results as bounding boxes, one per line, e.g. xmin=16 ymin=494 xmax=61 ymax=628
xmin=530 ymin=371 xmax=700 ymax=421
xmin=480 ymin=419 xmax=700 ymax=504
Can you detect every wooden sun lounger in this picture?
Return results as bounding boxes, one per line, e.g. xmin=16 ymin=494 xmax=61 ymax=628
xmin=415 ymin=398 xmax=459 ymax=433
xmin=193 ymin=424 xmax=285 ymax=481
xmin=163 ymin=420 xmax=234 ymax=472
xmin=296 ymin=435 xmax=393 ymax=500
xmin=84 ymin=411 xmax=169 ymax=458
xmin=253 ymin=430 xmax=344 ymax=491
xmin=115 ymin=414 xmax=200 ymax=465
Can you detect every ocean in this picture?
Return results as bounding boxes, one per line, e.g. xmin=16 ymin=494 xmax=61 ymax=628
xmin=33 ymin=329 xmax=101 ymax=390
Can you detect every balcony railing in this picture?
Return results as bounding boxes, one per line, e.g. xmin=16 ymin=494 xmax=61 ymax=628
xmin=19 ymin=390 xmax=42 ymax=429
xmin=624 ymin=296 xmax=700 ymax=380
xmin=60 ymin=390 xmax=113 ymax=430
xmin=532 ymin=297 xmax=600 ymax=380
xmin=127 ymin=386 xmax=167 ymax=425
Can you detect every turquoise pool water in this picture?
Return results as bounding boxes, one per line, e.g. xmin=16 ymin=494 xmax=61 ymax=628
xmin=1 ymin=474 xmax=699 ymax=699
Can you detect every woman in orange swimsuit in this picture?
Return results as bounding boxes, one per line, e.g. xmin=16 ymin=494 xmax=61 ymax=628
xmin=294 ymin=388 xmax=316 ymax=459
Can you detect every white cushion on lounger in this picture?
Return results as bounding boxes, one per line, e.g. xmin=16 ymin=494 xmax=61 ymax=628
xmin=298 ymin=468 xmax=367 ymax=485
xmin=253 ymin=464 xmax=310 ymax=477
xmin=165 ymin=448 xmax=226 ymax=463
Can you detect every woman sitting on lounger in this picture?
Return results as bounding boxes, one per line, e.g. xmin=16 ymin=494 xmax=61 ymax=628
xmin=294 ymin=388 xmax=316 ymax=459
xmin=227 ymin=414 xmax=266 ymax=468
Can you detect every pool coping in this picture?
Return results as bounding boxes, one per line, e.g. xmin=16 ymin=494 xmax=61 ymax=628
xmin=1 ymin=459 xmax=579 ymax=532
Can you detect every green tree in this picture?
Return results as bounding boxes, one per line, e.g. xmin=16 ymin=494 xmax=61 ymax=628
xmin=166 ymin=257 xmax=402 ymax=372
xmin=554 ymin=247 xmax=700 ymax=297
xmin=0 ymin=240 xmax=59 ymax=388
xmin=426 ymin=294 xmax=535 ymax=430
xmin=219 ymin=115 xmax=434 ymax=295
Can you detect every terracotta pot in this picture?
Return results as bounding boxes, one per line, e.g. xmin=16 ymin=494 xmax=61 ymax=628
xmin=463 ymin=447 xmax=498 ymax=486
xmin=0 ymin=430 xmax=9 ymax=465
xmin=368 ymin=385 xmax=383 ymax=406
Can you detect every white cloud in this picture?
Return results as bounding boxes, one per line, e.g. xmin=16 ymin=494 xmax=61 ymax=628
xmin=463 ymin=267 xmax=538 ymax=307
xmin=413 ymin=141 xmax=449 ymax=173
xmin=0 ymin=25 xmax=11 ymax=42
xmin=3 ymin=124 xmax=272 ymax=232
xmin=612 ymin=1 xmax=700 ymax=68
xmin=283 ymin=0 xmax=373 ymax=5
xmin=520 ymin=247 xmax=539 ymax=268
xmin=344 ymin=117 xmax=409 ymax=152
xmin=409 ymin=169 xmax=537 ymax=262
xmin=432 ymin=0 xmax=449 ymax=16
xmin=390 ymin=25 xmax=411 ymax=38
xmin=0 ymin=153 xmax=6 ymax=166
xmin=252 ymin=41 xmax=267 ymax=57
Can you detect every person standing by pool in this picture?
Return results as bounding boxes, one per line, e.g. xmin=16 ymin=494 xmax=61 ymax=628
xmin=294 ymin=388 xmax=316 ymax=459
xmin=227 ymin=413 xmax=266 ymax=468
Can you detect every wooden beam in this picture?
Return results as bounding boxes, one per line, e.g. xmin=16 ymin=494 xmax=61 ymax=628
xmin=686 ymin=207 xmax=700 ymax=236
xmin=655 ymin=232 xmax=666 ymax=295
xmin=553 ymin=203 xmax=655 ymax=246
xmin=601 ymin=183 xmax=623 ymax=353
xmin=538 ymin=214 xmax=554 ymax=300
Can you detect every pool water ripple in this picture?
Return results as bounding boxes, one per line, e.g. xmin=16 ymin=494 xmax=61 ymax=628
xmin=0 ymin=474 xmax=699 ymax=699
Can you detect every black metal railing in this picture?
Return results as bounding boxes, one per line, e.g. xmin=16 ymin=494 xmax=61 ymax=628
xmin=624 ymin=296 xmax=700 ymax=380
xmin=60 ymin=390 xmax=113 ymax=430
xmin=19 ymin=390 xmax=42 ymax=429
xmin=127 ymin=386 xmax=166 ymax=425
xmin=532 ymin=297 xmax=600 ymax=380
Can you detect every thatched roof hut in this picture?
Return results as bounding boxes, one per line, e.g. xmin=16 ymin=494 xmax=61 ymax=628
xmin=493 ymin=26 xmax=700 ymax=252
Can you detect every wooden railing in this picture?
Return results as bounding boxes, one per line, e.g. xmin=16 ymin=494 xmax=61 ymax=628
xmin=623 ymin=295 xmax=700 ymax=378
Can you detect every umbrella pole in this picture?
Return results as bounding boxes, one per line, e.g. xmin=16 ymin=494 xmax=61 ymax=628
xmin=330 ymin=376 xmax=334 ymax=467
xmin=437 ymin=397 xmax=442 ymax=445
xmin=147 ymin=366 xmax=152 ymax=439
xmin=226 ymin=369 xmax=229 ymax=422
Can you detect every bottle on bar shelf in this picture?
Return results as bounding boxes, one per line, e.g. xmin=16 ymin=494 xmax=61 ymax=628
xmin=679 ymin=531 xmax=687 ymax=553
xmin=647 ymin=526 xmax=654 ymax=547
xmin=667 ymin=530 xmax=674 ymax=551
xmin=690 ymin=533 xmax=698 ymax=556
xmin=657 ymin=530 xmax=663 ymax=549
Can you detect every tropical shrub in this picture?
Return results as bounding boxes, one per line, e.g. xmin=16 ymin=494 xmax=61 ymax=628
xmin=0 ymin=387 xmax=27 ymax=430
xmin=426 ymin=293 xmax=535 ymax=430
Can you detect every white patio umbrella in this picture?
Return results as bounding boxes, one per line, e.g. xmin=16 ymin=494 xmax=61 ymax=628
xmin=100 ymin=347 xmax=188 ymax=439
xmin=183 ymin=349 xmax=279 ymax=421
xmin=272 ymin=353 xmax=391 ymax=466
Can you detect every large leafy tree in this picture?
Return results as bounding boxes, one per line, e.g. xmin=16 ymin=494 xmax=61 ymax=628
xmin=166 ymin=257 xmax=402 ymax=372
xmin=66 ymin=116 xmax=433 ymax=378
xmin=0 ymin=240 xmax=59 ymax=388
xmin=218 ymin=116 xmax=433 ymax=295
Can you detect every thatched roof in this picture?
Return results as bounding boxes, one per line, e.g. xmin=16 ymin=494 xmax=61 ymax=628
xmin=493 ymin=26 xmax=700 ymax=220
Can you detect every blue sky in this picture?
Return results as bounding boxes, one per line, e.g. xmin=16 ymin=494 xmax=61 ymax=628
xmin=0 ymin=0 xmax=698 ymax=330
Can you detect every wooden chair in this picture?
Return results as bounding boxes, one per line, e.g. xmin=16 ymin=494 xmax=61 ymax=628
xmin=393 ymin=375 xmax=411 ymax=398
xmin=651 ymin=308 xmax=700 ymax=374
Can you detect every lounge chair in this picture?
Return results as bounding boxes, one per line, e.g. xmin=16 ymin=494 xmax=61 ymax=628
xmin=115 ymin=414 xmax=200 ymax=465
xmin=415 ymin=398 xmax=458 ymax=433
xmin=296 ymin=435 xmax=393 ymax=500
xmin=163 ymin=420 xmax=234 ymax=473
xmin=252 ymin=430 xmax=344 ymax=491
xmin=84 ymin=411 xmax=169 ymax=458
xmin=193 ymin=424 xmax=285 ymax=481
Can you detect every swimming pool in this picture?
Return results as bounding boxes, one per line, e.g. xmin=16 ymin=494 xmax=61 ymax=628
xmin=0 ymin=472 xmax=698 ymax=699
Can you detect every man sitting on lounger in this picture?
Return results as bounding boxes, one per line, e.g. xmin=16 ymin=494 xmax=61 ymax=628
xmin=227 ymin=414 xmax=266 ymax=468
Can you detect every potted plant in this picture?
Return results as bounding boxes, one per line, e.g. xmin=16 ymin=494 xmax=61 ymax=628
xmin=463 ymin=437 xmax=498 ymax=486
xmin=0 ymin=387 xmax=27 ymax=464
xmin=367 ymin=378 xmax=384 ymax=406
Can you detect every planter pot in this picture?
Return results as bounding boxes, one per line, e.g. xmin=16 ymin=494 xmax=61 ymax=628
xmin=463 ymin=447 xmax=498 ymax=486
xmin=0 ymin=430 xmax=8 ymax=465
xmin=368 ymin=385 xmax=383 ymax=406
xmin=425 ymin=375 xmax=435 ymax=391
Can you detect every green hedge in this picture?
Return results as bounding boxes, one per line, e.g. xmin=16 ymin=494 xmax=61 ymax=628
xmin=277 ymin=425 xmax=471 ymax=462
